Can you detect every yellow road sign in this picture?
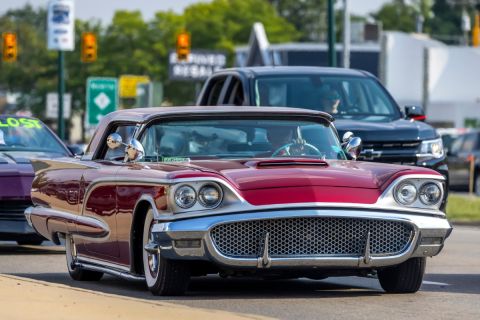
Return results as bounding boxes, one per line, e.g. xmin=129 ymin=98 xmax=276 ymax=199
xmin=119 ymin=75 xmax=150 ymax=98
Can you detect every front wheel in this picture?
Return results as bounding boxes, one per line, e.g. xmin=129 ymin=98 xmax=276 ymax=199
xmin=378 ymin=257 xmax=426 ymax=293
xmin=142 ymin=209 xmax=190 ymax=296
xmin=65 ymin=234 xmax=103 ymax=281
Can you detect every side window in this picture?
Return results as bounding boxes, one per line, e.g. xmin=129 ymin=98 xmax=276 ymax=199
xmin=460 ymin=133 xmax=476 ymax=153
xmin=206 ymin=76 xmax=227 ymax=106
xmin=450 ymin=135 xmax=464 ymax=155
xmin=226 ymin=78 xmax=245 ymax=106
xmin=103 ymin=124 xmax=136 ymax=160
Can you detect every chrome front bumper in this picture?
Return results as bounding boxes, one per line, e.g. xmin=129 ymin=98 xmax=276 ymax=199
xmin=150 ymin=209 xmax=452 ymax=269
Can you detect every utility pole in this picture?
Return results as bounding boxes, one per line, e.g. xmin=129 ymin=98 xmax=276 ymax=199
xmin=327 ymin=0 xmax=336 ymax=67
xmin=58 ymin=51 xmax=65 ymax=140
xmin=47 ymin=0 xmax=75 ymax=141
xmin=342 ymin=0 xmax=350 ymax=68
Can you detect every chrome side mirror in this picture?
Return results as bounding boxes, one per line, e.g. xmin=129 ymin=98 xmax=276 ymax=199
xmin=345 ymin=137 xmax=362 ymax=161
xmin=126 ymin=139 xmax=144 ymax=162
xmin=107 ymin=133 xmax=123 ymax=149
xmin=342 ymin=131 xmax=354 ymax=144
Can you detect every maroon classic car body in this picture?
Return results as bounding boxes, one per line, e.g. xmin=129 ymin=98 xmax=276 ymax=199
xmin=25 ymin=106 xmax=452 ymax=295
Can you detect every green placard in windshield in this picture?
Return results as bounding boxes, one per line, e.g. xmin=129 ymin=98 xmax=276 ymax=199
xmin=0 ymin=118 xmax=42 ymax=129
xmin=161 ymin=157 xmax=191 ymax=163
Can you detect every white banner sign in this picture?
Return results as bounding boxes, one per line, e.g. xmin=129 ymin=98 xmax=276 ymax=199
xmin=46 ymin=92 xmax=71 ymax=119
xmin=47 ymin=0 xmax=75 ymax=51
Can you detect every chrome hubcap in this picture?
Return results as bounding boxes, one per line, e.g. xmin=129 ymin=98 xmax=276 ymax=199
xmin=146 ymin=225 xmax=159 ymax=274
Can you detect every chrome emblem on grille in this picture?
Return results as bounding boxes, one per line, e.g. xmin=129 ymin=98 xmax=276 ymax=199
xmin=361 ymin=148 xmax=383 ymax=160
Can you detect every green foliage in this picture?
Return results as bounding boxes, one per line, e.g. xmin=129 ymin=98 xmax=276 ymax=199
xmin=269 ymin=0 xmax=326 ymax=41
xmin=447 ymin=194 xmax=480 ymax=222
xmin=372 ymin=0 xmax=418 ymax=33
xmin=0 ymin=1 xmax=298 ymax=117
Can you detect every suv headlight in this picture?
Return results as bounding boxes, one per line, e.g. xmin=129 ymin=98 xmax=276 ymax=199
xmin=418 ymin=138 xmax=444 ymax=159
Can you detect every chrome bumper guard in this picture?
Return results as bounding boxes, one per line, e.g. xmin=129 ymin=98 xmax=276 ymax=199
xmin=150 ymin=209 xmax=452 ymax=269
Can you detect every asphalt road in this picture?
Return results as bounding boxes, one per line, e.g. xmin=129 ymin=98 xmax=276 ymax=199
xmin=1 ymin=226 xmax=479 ymax=320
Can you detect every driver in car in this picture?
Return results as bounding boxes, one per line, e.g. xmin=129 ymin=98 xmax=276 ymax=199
xmin=319 ymin=86 xmax=341 ymax=114
xmin=266 ymin=126 xmax=320 ymax=157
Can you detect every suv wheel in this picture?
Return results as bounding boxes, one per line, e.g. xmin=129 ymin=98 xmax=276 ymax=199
xmin=378 ymin=257 xmax=426 ymax=293
xmin=142 ymin=209 xmax=190 ymax=296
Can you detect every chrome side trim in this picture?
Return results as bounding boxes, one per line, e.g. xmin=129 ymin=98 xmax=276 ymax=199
xmin=77 ymin=255 xmax=131 ymax=272
xmin=74 ymin=260 xmax=144 ymax=281
xmin=27 ymin=206 xmax=110 ymax=240
xmin=24 ymin=206 xmax=33 ymax=227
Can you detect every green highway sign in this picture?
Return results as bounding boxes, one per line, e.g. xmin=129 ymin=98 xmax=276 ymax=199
xmin=86 ymin=77 xmax=118 ymax=126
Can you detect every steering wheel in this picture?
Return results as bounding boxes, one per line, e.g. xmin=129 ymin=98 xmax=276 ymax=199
xmin=271 ymin=142 xmax=323 ymax=157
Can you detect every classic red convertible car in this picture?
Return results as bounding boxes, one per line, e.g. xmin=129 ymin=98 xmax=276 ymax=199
xmin=25 ymin=106 xmax=452 ymax=295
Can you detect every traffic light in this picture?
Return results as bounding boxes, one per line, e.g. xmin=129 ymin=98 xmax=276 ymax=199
xmin=2 ymin=32 xmax=17 ymax=62
xmin=81 ymin=32 xmax=97 ymax=63
xmin=176 ymin=32 xmax=190 ymax=61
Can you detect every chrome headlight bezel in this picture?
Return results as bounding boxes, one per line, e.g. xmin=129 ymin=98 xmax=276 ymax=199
xmin=394 ymin=182 xmax=418 ymax=205
xmin=417 ymin=138 xmax=444 ymax=159
xmin=389 ymin=177 xmax=444 ymax=210
xmin=174 ymin=184 xmax=197 ymax=209
xmin=169 ymin=181 xmax=226 ymax=213
xmin=418 ymin=182 xmax=442 ymax=206
xmin=198 ymin=183 xmax=224 ymax=209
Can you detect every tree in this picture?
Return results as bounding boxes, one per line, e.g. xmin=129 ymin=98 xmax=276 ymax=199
xmin=269 ymin=0 xmax=327 ymax=41
xmin=372 ymin=0 xmax=418 ymax=33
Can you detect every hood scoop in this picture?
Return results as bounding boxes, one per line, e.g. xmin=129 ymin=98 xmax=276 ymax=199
xmin=250 ymin=158 xmax=329 ymax=168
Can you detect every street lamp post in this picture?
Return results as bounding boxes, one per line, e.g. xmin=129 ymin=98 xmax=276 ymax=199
xmin=327 ymin=0 xmax=336 ymax=67
xmin=342 ymin=0 xmax=350 ymax=68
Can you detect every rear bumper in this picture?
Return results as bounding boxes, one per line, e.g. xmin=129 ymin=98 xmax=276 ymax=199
xmin=151 ymin=209 xmax=452 ymax=270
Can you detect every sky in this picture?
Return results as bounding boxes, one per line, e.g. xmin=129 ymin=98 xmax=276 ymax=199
xmin=0 ymin=0 xmax=390 ymax=24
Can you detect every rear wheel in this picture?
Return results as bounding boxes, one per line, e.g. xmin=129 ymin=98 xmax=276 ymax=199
xmin=65 ymin=234 xmax=103 ymax=281
xmin=142 ymin=209 xmax=190 ymax=296
xmin=378 ymin=257 xmax=426 ymax=293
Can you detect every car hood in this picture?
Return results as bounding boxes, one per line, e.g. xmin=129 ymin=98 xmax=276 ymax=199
xmin=0 ymin=151 xmax=65 ymax=200
xmin=334 ymin=118 xmax=437 ymax=142
xmin=155 ymin=158 xmax=420 ymax=191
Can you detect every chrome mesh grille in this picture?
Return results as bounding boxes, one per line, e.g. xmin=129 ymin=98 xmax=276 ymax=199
xmin=210 ymin=218 xmax=413 ymax=258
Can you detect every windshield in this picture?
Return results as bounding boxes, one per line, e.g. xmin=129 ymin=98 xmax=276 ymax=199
xmin=140 ymin=118 xmax=346 ymax=161
xmin=0 ymin=116 xmax=68 ymax=154
xmin=255 ymin=75 xmax=401 ymax=121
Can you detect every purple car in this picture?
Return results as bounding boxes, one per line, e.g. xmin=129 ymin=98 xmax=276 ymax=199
xmin=0 ymin=115 xmax=71 ymax=245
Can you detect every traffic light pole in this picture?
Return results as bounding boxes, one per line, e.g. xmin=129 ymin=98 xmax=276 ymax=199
xmin=57 ymin=51 xmax=65 ymax=140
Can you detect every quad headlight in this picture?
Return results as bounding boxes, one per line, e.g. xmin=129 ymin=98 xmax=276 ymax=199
xmin=392 ymin=178 xmax=443 ymax=209
xmin=174 ymin=185 xmax=197 ymax=209
xmin=198 ymin=184 xmax=223 ymax=208
xmin=419 ymin=182 xmax=442 ymax=206
xmin=173 ymin=182 xmax=224 ymax=211
xmin=418 ymin=138 xmax=444 ymax=159
xmin=395 ymin=182 xmax=418 ymax=205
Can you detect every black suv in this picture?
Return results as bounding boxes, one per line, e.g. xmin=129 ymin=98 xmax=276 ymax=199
xmin=197 ymin=66 xmax=448 ymax=180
